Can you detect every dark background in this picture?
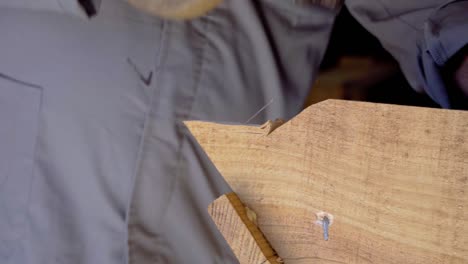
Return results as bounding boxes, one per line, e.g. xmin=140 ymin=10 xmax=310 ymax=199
xmin=306 ymin=7 xmax=440 ymax=109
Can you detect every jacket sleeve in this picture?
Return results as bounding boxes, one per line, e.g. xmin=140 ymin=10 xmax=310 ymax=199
xmin=419 ymin=0 xmax=468 ymax=108
xmin=346 ymin=0 xmax=468 ymax=108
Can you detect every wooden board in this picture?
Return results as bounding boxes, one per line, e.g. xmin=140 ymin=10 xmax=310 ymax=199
xmin=208 ymin=193 xmax=281 ymax=264
xmin=186 ymin=100 xmax=468 ymax=264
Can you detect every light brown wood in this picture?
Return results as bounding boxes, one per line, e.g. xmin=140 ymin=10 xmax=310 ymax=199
xmin=186 ymin=100 xmax=468 ymax=264
xmin=208 ymin=193 xmax=281 ymax=264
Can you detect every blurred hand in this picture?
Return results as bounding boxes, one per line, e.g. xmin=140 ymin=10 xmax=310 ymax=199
xmin=127 ymin=0 xmax=222 ymax=20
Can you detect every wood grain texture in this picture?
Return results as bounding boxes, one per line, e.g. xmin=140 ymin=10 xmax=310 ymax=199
xmin=186 ymin=100 xmax=468 ymax=264
xmin=208 ymin=193 xmax=281 ymax=264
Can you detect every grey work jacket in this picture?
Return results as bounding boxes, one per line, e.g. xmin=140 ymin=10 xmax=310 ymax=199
xmin=0 ymin=0 xmax=466 ymax=263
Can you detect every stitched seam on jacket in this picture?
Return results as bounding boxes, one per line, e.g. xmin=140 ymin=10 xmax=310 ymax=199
xmin=372 ymin=0 xmax=424 ymax=32
xmin=134 ymin=18 xmax=210 ymax=263
xmin=126 ymin=20 xmax=169 ymax=264
xmin=156 ymin=16 xmax=211 ymax=236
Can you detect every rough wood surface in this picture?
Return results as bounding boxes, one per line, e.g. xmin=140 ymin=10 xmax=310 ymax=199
xmin=186 ymin=100 xmax=468 ymax=264
xmin=208 ymin=193 xmax=281 ymax=264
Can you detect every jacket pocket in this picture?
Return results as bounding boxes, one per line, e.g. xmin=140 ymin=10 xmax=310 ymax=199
xmin=0 ymin=73 xmax=42 ymax=260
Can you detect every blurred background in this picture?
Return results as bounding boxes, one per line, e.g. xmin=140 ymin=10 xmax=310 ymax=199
xmin=305 ymin=6 xmax=440 ymax=109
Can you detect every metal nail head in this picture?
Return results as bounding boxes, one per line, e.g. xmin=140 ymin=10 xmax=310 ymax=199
xmin=322 ymin=216 xmax=330 ymax=241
